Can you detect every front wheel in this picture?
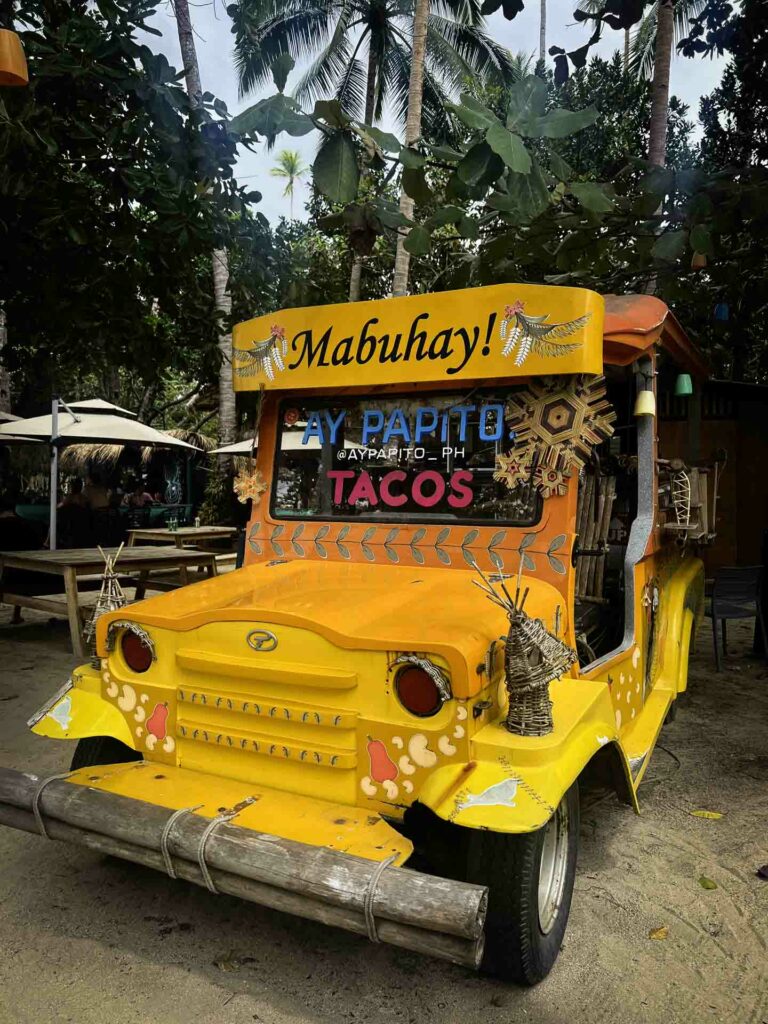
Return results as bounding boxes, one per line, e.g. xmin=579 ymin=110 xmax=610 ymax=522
xmin=466 ymin=782 xmax=579 ymax=985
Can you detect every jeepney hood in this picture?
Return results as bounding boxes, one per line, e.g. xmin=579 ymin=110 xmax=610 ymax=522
xmin=97 ymin=560 xmax=569 ymax=695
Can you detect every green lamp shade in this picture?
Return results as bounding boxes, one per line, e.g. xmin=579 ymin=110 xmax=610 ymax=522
xmin=674 ymin=373 xmax=693 ymax=397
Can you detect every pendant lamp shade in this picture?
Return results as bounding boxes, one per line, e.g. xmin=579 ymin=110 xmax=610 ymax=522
xmin=674 ymin=373 xmax=693 ymax=397
xmin=0 ymin=29 xmax=28 ymax=87
xmin=634 ymin=389 xmax=656 ymax=417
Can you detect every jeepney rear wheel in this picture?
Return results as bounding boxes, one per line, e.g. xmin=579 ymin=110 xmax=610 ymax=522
xmin=466 ymin=782 xmax=579 ymax=985
xmin=70 ymin=736 xmax=142 ymax=771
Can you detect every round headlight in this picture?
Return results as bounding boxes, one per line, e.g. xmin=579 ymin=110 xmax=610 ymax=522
xmin=395 ymin=666 xmax=443 ymax=717
xmin=121 ymin=630 xmax=153 ymax=673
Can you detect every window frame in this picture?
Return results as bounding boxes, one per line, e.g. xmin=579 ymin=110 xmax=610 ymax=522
xmin=268 ymin=389 xmax=544 ymax=530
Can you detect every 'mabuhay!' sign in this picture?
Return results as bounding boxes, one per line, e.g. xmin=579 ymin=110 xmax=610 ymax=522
xmin=232 ymin=283 xmax=604 ymax=391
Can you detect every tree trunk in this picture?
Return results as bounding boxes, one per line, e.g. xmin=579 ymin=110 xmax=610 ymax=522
xmin=391 ymin=0 xmax=429 ymax=298
xmin=348 ymin=258 xmax=363 ymax=301
xmin=648 ymin=0 xmax=674 ymax=167
xmin=348 ymin=42 xmax=380 ymax=302
xmin=175 ymin=0 xmax=203 ymax=103
xmin=173 ymin=0 xmax=236 ymax=457
xmin=539 ymin=0 xmax=546 ymax=65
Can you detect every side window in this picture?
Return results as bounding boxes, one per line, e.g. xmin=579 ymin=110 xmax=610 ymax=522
xmin=575 ymin=361 xmax=652 ymax=665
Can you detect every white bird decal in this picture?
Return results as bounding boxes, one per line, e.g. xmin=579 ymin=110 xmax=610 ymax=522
xmin=500 ymin=300 xmax=591 ymax=366
xmin=233 ymin=325 xmax=287 ymax=382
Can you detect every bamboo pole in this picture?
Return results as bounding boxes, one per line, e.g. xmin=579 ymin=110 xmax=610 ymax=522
xmin=586 ymin=476 xmax=605 ymax=596
xmin=0 ymin=802 xmax=482 ymax=968
xmin=594 ymin=476 xmax=616 ymax=598
xmin=576 ymin=473 xmax=594 ymax=594
xmin=0 ymin=768 xmax=487 ymax=958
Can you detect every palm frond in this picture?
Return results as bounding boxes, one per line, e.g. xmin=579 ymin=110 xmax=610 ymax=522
xmin=336 ymin=54 xmax=368 ymax=121
xmin=379 ymin=41 xmax=411 ymax=130
xmin=428 ymin=15 xmax=518 ymax=89
xmin=629 ymin=0 xmax=707 ymax=80
xmin=233 ymin=1 xmax=337 ymax=97
xmin=293 ymin=5 xmax=358 ymax=110
xmin=383 ymin=38 xmax=458 ymax=143
xmin=628 ymin=1 xmax=659 ymax=79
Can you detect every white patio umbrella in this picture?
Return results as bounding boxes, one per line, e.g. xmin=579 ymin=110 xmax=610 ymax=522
xmin=211 ymin=434 xmax=364 ymax=455
xmin=67 ymin=398 xmax=137 ymax=417
xmin=0 ymin=397 xmax=199 ymax=549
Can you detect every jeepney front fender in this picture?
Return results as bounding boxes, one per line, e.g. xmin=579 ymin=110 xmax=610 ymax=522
xmin=28 ymin=667 xmax=136 ymax=750
xmin=417 ymin=676 xmax=637 ymax=833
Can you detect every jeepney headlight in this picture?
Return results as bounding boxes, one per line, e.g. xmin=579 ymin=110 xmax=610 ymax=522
xmin=121 ymin=631 xmax=153 ymax=673
xmin=392 ymin=655 xmax=451 ymax=718
xmin=105 ymin=620 xmax=156 ymax=673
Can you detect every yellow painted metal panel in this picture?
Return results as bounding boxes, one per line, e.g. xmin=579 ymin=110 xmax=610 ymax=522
xmin=176 ymin=649 xmax=358 ymax=689
xmin=233 ymin=283 xmax=604 ymax=392
xmin=65 ymin=761 xmax=412 ymax=864
xmin=418 ymin=676 xmax=629 ymax=832
xmin=30 ymin=684 xmax=135 ymax=748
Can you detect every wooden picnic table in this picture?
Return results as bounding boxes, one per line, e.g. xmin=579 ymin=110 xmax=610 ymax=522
xmin=126 ymin=525 xmax=238 ymax=549
xmin=0 ymin=546 xmax=218 ymax=661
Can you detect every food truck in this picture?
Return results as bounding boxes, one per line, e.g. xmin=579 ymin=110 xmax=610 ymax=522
xmin=6 ymin=283 xmax=711 ymax=984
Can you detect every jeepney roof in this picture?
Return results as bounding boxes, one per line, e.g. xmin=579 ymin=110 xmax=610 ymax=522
xmin=232 ymin=284 xmax=704 ymax=393
xmin=603 ymin=294 xmax=708 ymax=376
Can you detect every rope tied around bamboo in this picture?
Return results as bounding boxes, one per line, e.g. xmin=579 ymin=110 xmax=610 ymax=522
xmin=472 ymin=564 xmax=577 ymax=737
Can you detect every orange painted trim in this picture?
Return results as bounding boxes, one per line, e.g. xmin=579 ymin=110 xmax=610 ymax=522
xmin=603 ymin=294 xmax=709 ymax=377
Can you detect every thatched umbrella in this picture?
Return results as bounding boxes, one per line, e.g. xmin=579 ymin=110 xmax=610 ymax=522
xmin=0 ymin=397 xmax=200 ymax=549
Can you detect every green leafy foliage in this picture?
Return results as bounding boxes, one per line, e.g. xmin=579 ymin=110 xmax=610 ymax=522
xmin=486 ymin=123 xmax=531 ymax=173
xmin=313 ymin=133 xmax=360 ymax=204
xmin=0 ymin=0 xmax=271 ymax=418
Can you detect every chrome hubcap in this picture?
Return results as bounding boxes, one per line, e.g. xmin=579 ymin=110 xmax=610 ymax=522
xmin=538 ymin=797 xmax=569 ymax=935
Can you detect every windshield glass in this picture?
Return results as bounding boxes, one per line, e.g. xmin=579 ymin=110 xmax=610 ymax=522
xmin=271 ymin=390 xmax=540 ymax=525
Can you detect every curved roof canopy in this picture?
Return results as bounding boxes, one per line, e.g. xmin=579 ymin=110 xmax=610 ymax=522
xmin=603 ymin=294 xmax=708 ymax=377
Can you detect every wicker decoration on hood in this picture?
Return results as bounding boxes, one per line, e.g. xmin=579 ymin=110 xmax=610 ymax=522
xmin=496 ymin=375 xmax=616 ymax=500
xmin=472 ymin=564 xmax=577 ymax=737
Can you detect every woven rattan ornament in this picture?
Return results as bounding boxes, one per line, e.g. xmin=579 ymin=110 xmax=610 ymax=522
xmin=234 ymin=467 xmax=267 ymax=505
xmin=504 ymin=375 xmax=615 ymax=496
xmin=472 ymin=565 xmax=577 ymax=736
xmin=83 ymin=545 xmax=128 ymax=668
xmin=532 ymin=464 xmax=568 ymax=499
xmin=493 ymin=450 xmax=532 ymax=490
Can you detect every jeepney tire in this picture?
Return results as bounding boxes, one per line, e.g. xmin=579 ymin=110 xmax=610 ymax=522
xmin=467 ymin=781 xmax=579 ymax=986
xmin=70 ymin=736 xmax=142 ymax=771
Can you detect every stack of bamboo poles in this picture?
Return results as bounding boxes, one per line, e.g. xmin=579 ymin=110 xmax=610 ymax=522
xmin=0 ymin=767 xmax=487 ymax=968
xmin=575 ymin=472 xmax=616 ymax=600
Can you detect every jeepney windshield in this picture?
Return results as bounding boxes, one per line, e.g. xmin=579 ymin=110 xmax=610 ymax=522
xmin=271 ymin=390 xmax=541 ymax=525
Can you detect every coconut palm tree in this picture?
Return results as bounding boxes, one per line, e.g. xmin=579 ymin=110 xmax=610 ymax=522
xmin=539 ymin=0 xmax=546 ymax=65
xmin=232 ymin=1 xmax=514 ymax=300
xmin=392 ymin=0 xmax=429 ymax=297
xmin=647 ymin=0 xmax=674 ymax=166
xmin=231 ymin=0 xmax=515 ymax=136
xmin=174 ymin=0 xmax=236 ymax=460
xmin=270 ymin=149 xmax=308 ymax=218
xmin=629 ymin=0 xmax=706 ymax=79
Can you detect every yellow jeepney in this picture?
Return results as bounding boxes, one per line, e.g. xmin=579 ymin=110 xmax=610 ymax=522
xmin=21 ymin=283 xmax=709 ymax=984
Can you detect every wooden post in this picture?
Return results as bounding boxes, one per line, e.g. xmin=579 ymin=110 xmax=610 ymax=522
xmin=62 ymin=566 xmax=85 ymax=660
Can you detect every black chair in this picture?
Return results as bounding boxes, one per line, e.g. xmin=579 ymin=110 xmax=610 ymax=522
xmin=706 ymin=566 xmax=767 ymax=671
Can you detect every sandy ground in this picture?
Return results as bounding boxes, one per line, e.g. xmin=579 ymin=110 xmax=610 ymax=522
xmin=0 ymin=606 xmax=766 ymax=1024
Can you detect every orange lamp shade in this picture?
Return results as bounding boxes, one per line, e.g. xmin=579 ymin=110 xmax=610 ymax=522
xmin=0 ymin=29 xmax=29 ymax=87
